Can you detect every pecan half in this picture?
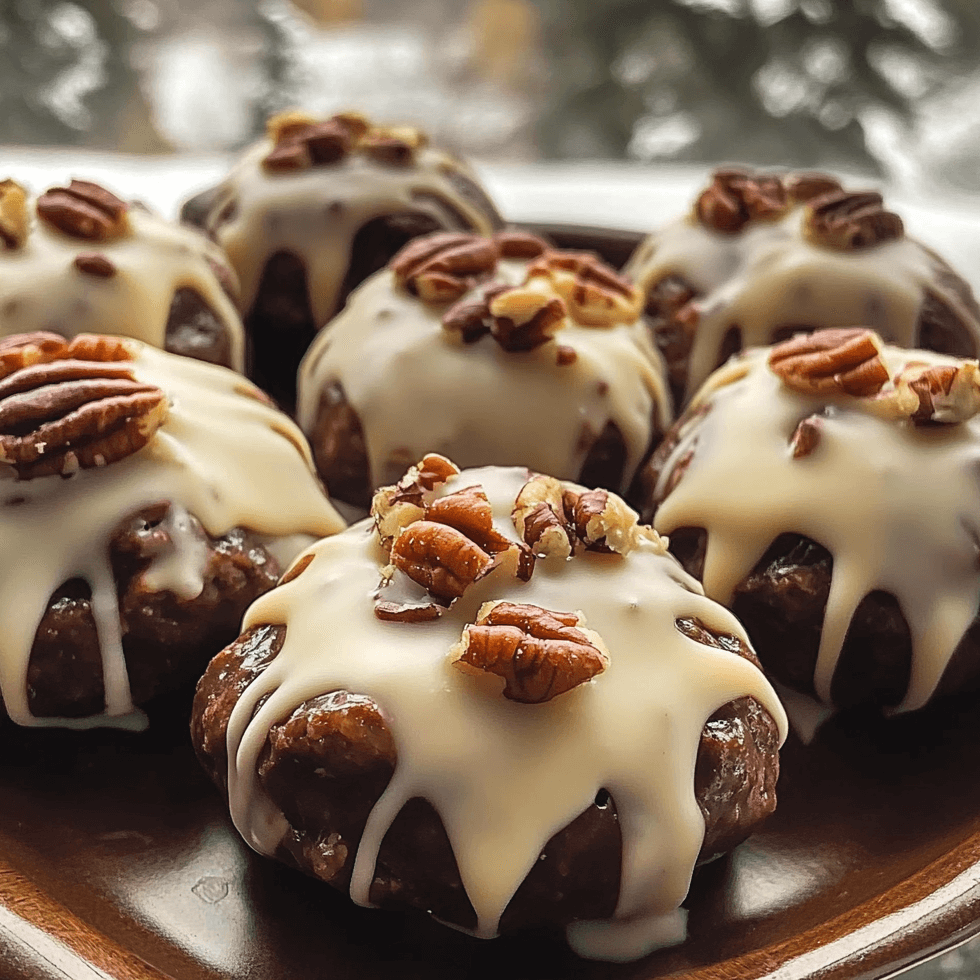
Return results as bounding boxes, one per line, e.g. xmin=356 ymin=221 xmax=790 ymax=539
xmin=0 ymin=333 xmax=167 ymax=479
xmin=803 ymin=190 xmax=904 ymax=251
xmin=390 ymin=520 xmax=494 ymax=601
xmin=36 ymin=180 xmax=129 ymax=241
xmin=768 ymin=328 xmax=889 ymax=397
xmin=527 ymin=251 xmax=641 ymax=327
xmin=695 ymin=168 xmax=788 ymax=233
xmin=783 ymin=171 xmax=842 ymax=203
xmin=494 ymin=230 xmax=549 ymax=259
xmin=451 ymin=601 xmax=609 ymax=704
xmin=513 ymin=475 xmax=575 ymax=559
xmin=0 ymin=179 xmax=29 ymax=249
xmin=391 ymin=233 xmax=499 ymax=303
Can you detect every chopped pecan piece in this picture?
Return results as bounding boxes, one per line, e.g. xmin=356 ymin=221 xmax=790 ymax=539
xmin=391 ymin=233 xmax=499 ymax=303
xmin=451 ymin=600 xmax=609 ymax=704
xmin=390 ymin=520 xmax=494 ymax=601
xmin=263 ymin=111 xmax=366 ymax=171
xmin=563 ymin=487 xmax=642 ymax=555
xmin=0 ymin=333 xmax=168 ymax=479
xmin=372 ymin=453 xmax=461 ymax=551
xmin=280 ymin=553 xmax=315 ymax=585
xmin=0 ymin=179 xmax=29 ymax=249
xmin=36 ymin=180 xmax=129 ymax=241
xmin=803 ymin=190 xmax=904 ymax=251
xmin=73 ymin=253 xmax=116 ymax=278
xmin=884 ymin=361 xmax=980 ymax=425
xmin=789 ymin=416 xmax=822 ymax=458
xmin=768 ymin=328 xmax=889 ymax=397
xmin=695 ymin=168 xmax=788 ymax=233
xmin=528 ymin=251 xmax=641 ymax=327
xmin=513 ymin=475 xmax=574 ymax=559
xmin=487 ymin=289 xmax=567 ymax=351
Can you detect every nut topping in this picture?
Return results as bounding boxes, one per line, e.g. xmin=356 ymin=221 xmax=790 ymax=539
xmin=563 ymin=487 xmax=643 ymax=555
xmin=390 ymin=520 xmax=494 ymax=601
xmin=0 ymin=332 xmax=167 ymax=479
xmin=426 ymin=485 xmax=518 ymax=558
xmin=884 ymin=361 xmax=980 ymax=426
xmin=391 ymin=233 xmax=499 ymax=303
xmin=783 ymin=171 xmax=842 ymax=203
xmin=486 ymin=289 xmax=566 ymax=351
xmin=789 ymin=415 xmax=822 ymax=459
xmin=451 ymin=600 xmax=609 ymax=704
xmin=768 ymin=328 xmax=890 ymax=397
xmin=74 ymin=253 xmax=116 ymax=278
xmin=0 ymin=179 xmax=29 ymax=250
xmin=527 ymin=251 xmax=642 ymax=327
xmin=263 ymin=110 xmax=427 ymax=172
xmin=513 ymin=475 xmax=574 ymax=559
xmin=36 ymin=180 xmax=129 ymax=242
xmin=804 ymin=190 xmax=904 ymax=251
xmin=695 ymin=168 xmax=788 ymax=234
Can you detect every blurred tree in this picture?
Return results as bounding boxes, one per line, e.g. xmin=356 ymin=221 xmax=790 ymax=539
xmin=532 ymin=0 xmax=980 ymax=174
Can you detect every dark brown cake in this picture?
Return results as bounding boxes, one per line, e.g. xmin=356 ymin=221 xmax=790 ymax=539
xmin=190 ymin=456 xmax=785 ymax=960
xmin=180 ymin=110 xmax=505 ymax=406
xmin=0 ymin=178 xmax=245 ymax=370
xmin=623 ymin=167 xmax=980 ymax=409
xmin=641 ymin=327 xmax=980 ymax=712
xmin=0 ymin=329 xmax=344 ymax=729
xmin=296 ymin=232 xmax=672 ymax=510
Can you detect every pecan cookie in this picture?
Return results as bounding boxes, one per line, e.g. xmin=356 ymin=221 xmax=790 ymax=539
xmin=191 ymin=456 xmax=786 ymax=961
xmin=181 ymin=110 xmax=504 ymax=407
xmin=0 ymin=331 xmax=343 ymax=730
xmin=0 ymin=179 xmax=244 ymax=369
xmin=624 ymin=167 xmax=980 ymax=408
xmin=297 ymin=231 xmax=671 ymax=509
xmin=639 ymin=328 xmax=980 ymax=713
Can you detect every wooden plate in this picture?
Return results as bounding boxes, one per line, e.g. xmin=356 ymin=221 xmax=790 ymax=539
xmin=0 ymin=226 xmax=978 ymax=980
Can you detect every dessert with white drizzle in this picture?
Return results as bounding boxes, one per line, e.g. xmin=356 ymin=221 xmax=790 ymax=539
xmin=0 ymin=330 xmax=344 ymax=730
xmin=296 ymin=231 xmax=671 ymax=509
xmin=0 ymin=178 xmax=245 ymax=370
xmin=181 ymin=110 xmax=503 ymax=406
xmin=624 ymin=168 xmax=980 ymax=409
xmin=191 ymin=455 xmax=786 ymax=962
xmin=641 ymin=327 xmax=980 ymax=713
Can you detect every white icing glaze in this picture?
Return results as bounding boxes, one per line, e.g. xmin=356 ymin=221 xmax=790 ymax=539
xmin=204 ymin=140 xmax=498 ymax=327
xmin=0 ymin=193 xmax=245 ymax=370
xmin=653 ymin=343 xmax=980 ymax=711
xmin=0 ymin=342 xmax=344 ymax=729
xmin=296 ymin=262 xmax=671 ymax=495
xmin=224 ymin=465 xmax=787 ymax=961
xmin=624 ymin=203 xmax=977 ymax=404
xmin=140 ymin=504 xmax=208 ymax=600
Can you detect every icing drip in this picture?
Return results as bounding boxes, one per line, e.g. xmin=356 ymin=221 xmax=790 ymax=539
xmin=225 ymin=466 xmax=786 ymax=961
xmin=0 ymin=198 xmax=244 ymax=369
xmin=141 ymin=505 xmax=208 ymax=600
xmin=296 ymin=264 xmax=670 ymax=494
xmin=206 ymin=143 xmax=498 ymax=327
xmin=0 ymin=343 xmax=344 ymax=728
xmin=654 ymin=345 xmax=980 ymax=712
xmin=625 ymin=204 xmax=972 ymax=403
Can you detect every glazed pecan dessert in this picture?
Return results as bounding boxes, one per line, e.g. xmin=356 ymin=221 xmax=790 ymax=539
xmin=640 ymin=327 xmax=980 ymax=713
xmin=0 ymin=178 xmax=244 ymax=369
xmin=624 ymin=167 xmax=980 ymax=408
xmin=191 ymin=455 xmax=786 ymax=961
xmin=0 ymin=331 xmax=343 ymax=729
xmin=181 ymin=110 xmax=504 ymax=406
xmin=297 ymin=231 xmax=671 ymax=509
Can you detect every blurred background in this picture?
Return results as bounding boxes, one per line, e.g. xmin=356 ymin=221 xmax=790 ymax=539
xmin=2 ymin=0 xmax=980 ymax=196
